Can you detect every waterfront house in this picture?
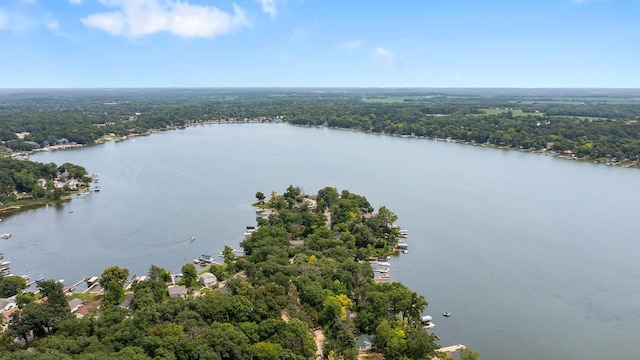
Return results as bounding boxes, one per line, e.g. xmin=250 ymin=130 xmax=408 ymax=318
xmin=68 ymin=298 xmax=85 ymax=313
xmin=67 ymin=179 xmax=80 ymax=190
xmin=198 ymin=273 xmax=217 ymax=288
xmin=119 ymin=292 xmax=135 ymax=309
xmin=0 ymin=297 xmax=17 ymax=313
xmin=2 ymin=307 xmax=19 ymax=325
xmin=75 ymin=299 xmax=102 ymax=318
xmin=168 ymin=285 xmax=187 ymax=298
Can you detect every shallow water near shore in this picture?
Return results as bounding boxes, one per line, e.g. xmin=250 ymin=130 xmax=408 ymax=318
xmin=1 ymin=123 xmax=639 ymax=360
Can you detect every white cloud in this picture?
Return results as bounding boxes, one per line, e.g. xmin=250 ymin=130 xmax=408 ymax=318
xmin=372 ymin=47 xmax=399 ymax=68
xmin=46 ymin=17 xmax=60 ymax=31
xmin=81 ymin=0 xmax=251 ymax=38
xmin=69 ymin=0 xmax=84 ymax=5
xmin=340 ymin=39 xmax=362 ymax=51
xmin=0 ymin=9 xmax=62 ymax=34
xmin=257 ymin=0 xmax=278 ymax=20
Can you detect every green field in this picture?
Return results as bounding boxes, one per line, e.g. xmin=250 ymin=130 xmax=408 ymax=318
xmin=477 ymin=108 xmax=542 ymax=116
xmin=362 ymin=96 xmax=421 ymax=103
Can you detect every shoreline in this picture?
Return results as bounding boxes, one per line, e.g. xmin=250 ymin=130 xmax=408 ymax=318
xmin=9 ymin=120 xmax=638 ymax=170
xmin=0 ymin=196 xmax=75 ymax=219
xmin=289 ymin=123 xmax=640 ymax=169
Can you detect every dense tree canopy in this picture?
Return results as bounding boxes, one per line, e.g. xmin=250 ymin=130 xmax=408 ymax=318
xmin=0 ymin=186 xmax=450 ymax=359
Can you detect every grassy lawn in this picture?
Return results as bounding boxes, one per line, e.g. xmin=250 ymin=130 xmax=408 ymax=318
xmin=548 ymin=115 xmax=610 ymax=121
xmin=361 ymin=96 xmax=436 ymax=103
xmin=68 ymin=293 xmax=101 ymax=301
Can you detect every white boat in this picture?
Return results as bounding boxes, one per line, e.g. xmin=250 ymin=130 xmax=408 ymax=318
xmin=0 ymin=233 xmax=11 ymax=240
xmin=0 ymin=261 xmax=10 ymax=266
xmin=189 ymin=236 xmax=196 ymax=241
xmin=443 ymin=311 xmax=452 ymax=317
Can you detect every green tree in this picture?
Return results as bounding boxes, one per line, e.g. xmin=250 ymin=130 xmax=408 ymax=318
xmin=181 ymin=263 xmax=197 ymax=288
xmin=255 ymin=191 xmax=266 ymax=203
xmin=38 ymin=279 xmax=68 ymax=308
xmin=99 ymin=265 xmax=130 ymax=288
xmin=460 ymin=348 xmax=480 ymax=360
xmin=99 ymin=266 xmax=130 ymax=305
xmin=222 ymin=245 xmax=237 ymax=265
xmin=0 ymin=276 xmax=27 ymax=297
xmin=249 ymin=341 xmax=283 ymax=360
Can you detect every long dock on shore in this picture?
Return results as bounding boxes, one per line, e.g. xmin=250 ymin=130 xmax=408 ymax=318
xmin=435 ymin=344 xmax=466 ymax=353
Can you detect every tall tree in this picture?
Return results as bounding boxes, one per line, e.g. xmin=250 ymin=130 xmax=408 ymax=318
xmin=181 ymin=263 xmax=197 ymax=287
xmin=99 ymin=266 xmax=130 ymax=305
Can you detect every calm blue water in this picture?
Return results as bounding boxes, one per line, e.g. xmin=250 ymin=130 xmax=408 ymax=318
xmin=1 ymin=124 xmax=639 ymax=360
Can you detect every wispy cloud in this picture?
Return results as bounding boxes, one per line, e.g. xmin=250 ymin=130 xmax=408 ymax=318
xmin=45 ymin=16 xmax=59 ymax=31
xmin=256 ymin=0 xmax=281 ymax=20
xmin=290 ymin=27 xmax=309 ymax=43
xmin=571 ymin=0 xmax=607 ymax=4
xmin=371 ymin=47 xmax=400 ymax=68
xmin=81 ymin=0 xmax=250 ymax=38
xmin=340 ymin=39 xmax=362 ymax=51
xmin=0 ymin=9 xmax=35 ymax=31
xmin=69 ymin=0 xmax=83 ymax=5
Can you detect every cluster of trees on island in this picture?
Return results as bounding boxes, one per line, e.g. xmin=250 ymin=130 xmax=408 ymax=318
xmin=0 ymin=186 xmax=478 ymax=360
xmin=1 ymin=88 xmax=640 ymax=164
xmin=0 ymin=157 xmax=91 ymax=208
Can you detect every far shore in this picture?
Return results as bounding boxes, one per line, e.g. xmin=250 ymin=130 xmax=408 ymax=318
xmin=4 ymin=118 xmax=638 ymax=181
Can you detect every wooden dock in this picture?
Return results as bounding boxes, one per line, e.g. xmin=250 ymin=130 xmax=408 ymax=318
xmin=435 ymin=344 xmax=466 ymax=353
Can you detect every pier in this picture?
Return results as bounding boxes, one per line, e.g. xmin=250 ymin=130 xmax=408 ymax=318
xmin=435 ymin=344 xmax=466 ymax=354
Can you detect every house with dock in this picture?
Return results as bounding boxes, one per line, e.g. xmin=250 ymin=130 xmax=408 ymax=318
xmin=198 ymin=273 xmax=217 ymax=288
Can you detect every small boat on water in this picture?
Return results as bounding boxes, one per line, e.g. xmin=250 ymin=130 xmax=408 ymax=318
xmin=443 ymin=311 xmax=452 ymax=317
xmin=189 ymin=236 xmax=196 ymax=241
xmin=0 ymin=261 xmax=10 ymax=266
xmin=69 ymin=209 xmax=74 ymax=213
xmin=0 ymin=233 xmax=11 ymax=240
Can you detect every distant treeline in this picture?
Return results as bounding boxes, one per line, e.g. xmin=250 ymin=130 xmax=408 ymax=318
xmin=2 ymin=88 xmax=640 ymax=161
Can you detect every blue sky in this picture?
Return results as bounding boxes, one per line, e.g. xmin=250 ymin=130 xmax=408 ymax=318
xmin=1 ymin=0 xmax=638 ymax=88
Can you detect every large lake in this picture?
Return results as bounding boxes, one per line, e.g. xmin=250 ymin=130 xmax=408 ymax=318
xmin=1 ymin=124 xmax=639 ymax=360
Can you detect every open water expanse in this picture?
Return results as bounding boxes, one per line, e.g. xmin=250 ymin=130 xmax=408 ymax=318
xmin=1 ymin=123 xmax=639 ymax=360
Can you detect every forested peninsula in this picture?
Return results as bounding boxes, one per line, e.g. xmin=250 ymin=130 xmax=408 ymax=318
xmin=0 ymin=186 xmax=476 ymax=360
xmin=0 ymin=157 xmax=91 ymax=217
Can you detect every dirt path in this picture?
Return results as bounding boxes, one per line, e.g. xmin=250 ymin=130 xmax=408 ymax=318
xmin=313 ymin=329 xmax=325 ymax=359
xmin=324 ymin=210 xmax=332 ymax=228
xmin=281 ymin=310 xmax=290 ymax=322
